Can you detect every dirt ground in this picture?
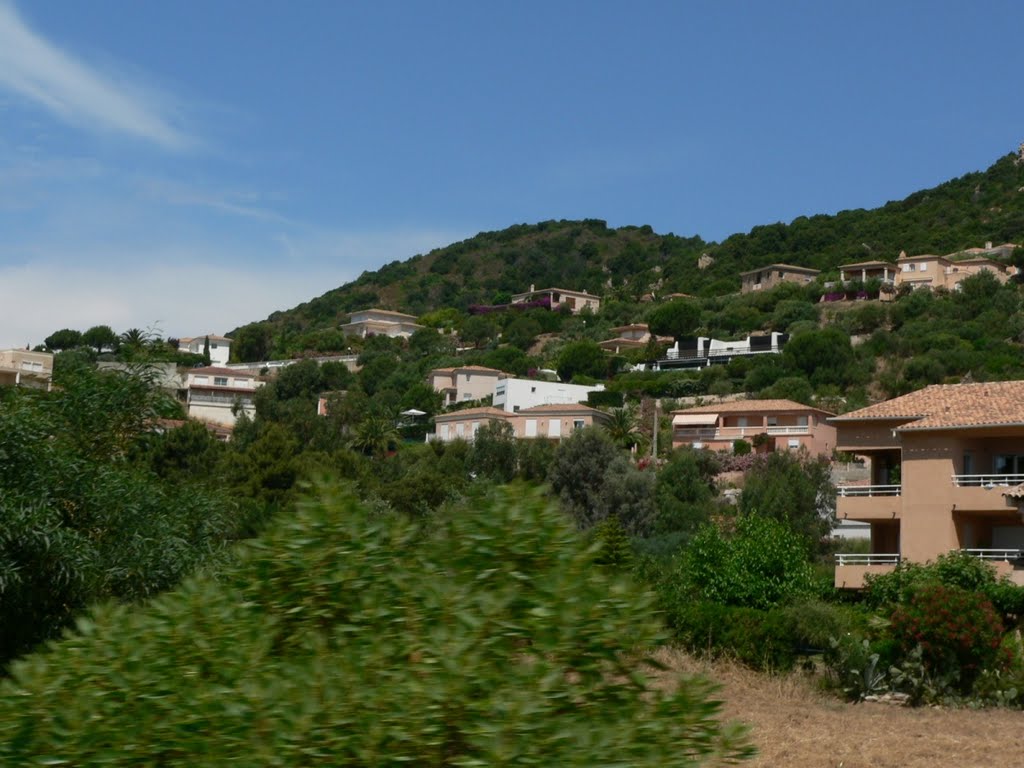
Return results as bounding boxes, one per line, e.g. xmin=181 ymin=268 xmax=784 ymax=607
xmin=655 ymin=649 xmax=1024 ymax=768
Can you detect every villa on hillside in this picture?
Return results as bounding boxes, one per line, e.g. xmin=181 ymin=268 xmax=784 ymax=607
xmin=654 ymin=332 xmax=788 ymax=371
xmin=185 ymin=366 xmax=263 ymax=427
xmin=671 ymin=399 xmax=836 ymax=455
xmin=178 ymin=334 xmax=232 ymax=366
xmin=598 ymin=324 xmax=673 ymax=354
xmin=429 ymin=403 xmax=610 ymax=442
xmin=739 ymin=264 xmax=820 ymax=294
xmin=510 ymin=286 xmax=601 ymax=314
xmin=492 ymin=377 xmax=603 ymax=413
xmin=831 ymin=381 xmax=1024 ymax=589
xmin=894 ymin=245 xmax=1016 ymax=292
xmin=428 ymin=365 xmax=507 ymax=407
xmin=0 ymin=349 xmax=53 ymax=391
xmin=341 ymin=309 xmax=423 ymax=339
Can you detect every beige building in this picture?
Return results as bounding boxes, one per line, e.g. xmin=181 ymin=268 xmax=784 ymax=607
xmin=341 ymin=309 xmax=423 ymax=339
xmin=185 ymin=366 xmax=263 ymax=427
xmin=598 ymin=324 xmax=673 ymax=354
xmin=837 ymin=260 xmax=898 ymax=286
xmin=428 ymin=365 xmax=507 ymax=407
xmin=0 ymin=349 xmax=54 ymax=390
xmin=430 ymin=403 xmax=610 ymax=442
xmin=510 ymin=286 xmax=601 ymax=314
xmin=832 ymin=382 xmax=1024 ymax=589
xmin=894 ymin=251 xmax=1014 ymax=292
xmin=739 ymin=264 xmax=820 ymax=294
xmin=671 ymin=399 xmax=836 ymax=455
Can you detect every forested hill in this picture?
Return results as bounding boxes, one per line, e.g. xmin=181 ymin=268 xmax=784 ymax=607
xmin=235 ymin=150 xmax=1024 ymax=349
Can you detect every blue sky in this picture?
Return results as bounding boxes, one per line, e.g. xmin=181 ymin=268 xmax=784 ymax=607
xmin=2 ymin=0 xmax=1023 ymax=348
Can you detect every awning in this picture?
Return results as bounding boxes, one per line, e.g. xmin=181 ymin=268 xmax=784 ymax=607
xmin=672 ymin=413 xmax=719 ymax=426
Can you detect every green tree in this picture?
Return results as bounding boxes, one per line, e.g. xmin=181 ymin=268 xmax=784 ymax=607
xmin=468 ymin=421 xmax=518 ymax=482
xmin=556 ymin=339 xmax=607 ymax=381
xmin=738 ymin=450 xmax=835 ymax=550
xmin=782 ymin=327 xmax=859 ymax=389
xmin=349 ymin=412 xmax=400 ymax=458
xmin=603 ymin=406 xmax=643 ymax=450
xmin=0 ymin=486 xmax=752 ymax=765
xmin=654 ymin=448 xmax=719 ymax=534
xmin=647 ymin=299 xmax=701 ymax=339
xmin=683 ymin=515 xmax=816 ymax=609
xmin=82 ymin=324 xmax=119 ymax=354
xmin=44 ymin=328 xmax=83 ymax=351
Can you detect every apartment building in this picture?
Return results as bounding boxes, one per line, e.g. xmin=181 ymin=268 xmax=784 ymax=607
xmin=185 ymin=366 xmax=263 ymax=427
xmin=671 ymin=399 xmax=836 ymax=455
xmin=831 ymin=381 xmax=1024 ymax=589
xmin=430 ymin=403 xmax=609 ymax=442
xmin=0 ymin=349 xmax=54 ymax=390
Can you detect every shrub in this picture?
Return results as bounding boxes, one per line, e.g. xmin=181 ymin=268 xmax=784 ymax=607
xmin=889 ymin=583 xmax=1004 ymax=696
xmin=0 ymin=486 xmax=753 ymax=766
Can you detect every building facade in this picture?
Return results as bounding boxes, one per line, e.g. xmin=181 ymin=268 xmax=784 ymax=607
xmin=341 ymin=309 xmax=423 ymax=339
xmin=831 ymin=381 xmax=1024 ymax=588
xmin=510 ymin=286 xmax=601 ymax=314
xmin=0 ymin=349 xmax=53 ymax=390
xmin=739 ymin=264 xmax=820 ymax=294
xmin=430 ymin=403 xmax=610 ymax=442
xmin=492 ymin=377 xmax=603 ymax=413
xmin=428 ymin=365 xmax=507 ymax=406
xmin=178 ymin=335 xmax=232 ymax=366
xmin=671 ymin=399 xmax=836 ymax=455
xmin=185 ymin=366 xmax=263 ymax=427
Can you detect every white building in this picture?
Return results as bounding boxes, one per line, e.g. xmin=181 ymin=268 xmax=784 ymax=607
xmin=178 ymin=334 xmax=232 ymax=366
xmin=185 ymin=366 xmax=263 ymax=427
xmin=428 ymin=365 xmax=507 ymax=406
xmin=492 ymin=377 xmax=604 ymax=413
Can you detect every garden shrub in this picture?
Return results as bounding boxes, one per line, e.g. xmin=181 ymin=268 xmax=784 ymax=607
xmin=889 ymin=583 xmax=1004 ymax=696
xmin=0 ymin=485 xmax=753 ymax=766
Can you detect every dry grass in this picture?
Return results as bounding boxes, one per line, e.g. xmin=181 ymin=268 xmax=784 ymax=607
xmin=652 ymin=648 xmax=1024 ymax=768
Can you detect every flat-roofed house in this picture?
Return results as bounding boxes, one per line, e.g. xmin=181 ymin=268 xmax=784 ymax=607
xmin=739 ymin=264 xmax=820 ymax=294
xmin=341 ymin=309 xmax=423 ymax=339
xmin=671 ymin=399 xmax=836 ymax=455
xmin=831 ymin=381 xmax=1024 ymax=589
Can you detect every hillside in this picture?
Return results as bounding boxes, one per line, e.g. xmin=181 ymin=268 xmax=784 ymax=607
xmin=232 ymin=149 xmax=1024 ymax=358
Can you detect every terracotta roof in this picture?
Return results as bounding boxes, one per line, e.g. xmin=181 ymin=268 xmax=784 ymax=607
xmin=434 ymin=406 xmax=508 ymax=421
xmin=511 ymin=287 xmax=598 ymax=298
xmin=610 ymin=323 xmax=650 ymax=333
xmin=831 ymin=381 xmax=1024 ymax=431
xmin=672 ymin=399 xmax=834 ymax=416
xmin=739 ymin=263 xmax=820 ymax=277
xmin=518 ymin=403 xmax=604 ymax=415
xmin=430 ymin=365 xmax=506 ymax=376
xmin=346 ymin=308 xmax=419 ymax=321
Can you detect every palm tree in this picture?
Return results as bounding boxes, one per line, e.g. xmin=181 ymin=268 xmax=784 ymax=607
xmin=603 ymin=406 xmax=643 ymax=451
xmin=350 ymin=413 xmax=400 ymax=458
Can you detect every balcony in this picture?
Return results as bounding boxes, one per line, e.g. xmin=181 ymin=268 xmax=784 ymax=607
xmin=836 ymin=484 xmax=901 ymax=520
xmin=834 ymin=553 xmax=900 ymax=589
xmin=673 ymin=425 xmax=809 ymax=442
xmin=949 ymin=474 xmax=1023 ymax=513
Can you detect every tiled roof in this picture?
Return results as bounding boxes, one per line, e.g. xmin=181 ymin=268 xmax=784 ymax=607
xmin=739 ymin=263 xmax=820 ymax=276
xmin=346 ymin=308 xmax=419 ymax=321
xmin=831 ymin=381 xmax=1024 ymax=431
xmin=434 ymin=406 xmax=508 ymax=421
xmin=511 ymin=287 xmax=598 ymax=298
xmin=672 ymin=399 xmax=834 ymax=416
xmin=518 ymin=403 xmax=602 ymax=415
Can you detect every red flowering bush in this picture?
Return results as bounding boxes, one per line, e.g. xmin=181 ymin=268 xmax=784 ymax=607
xmin=889 ymin=583 xmax=1004 ymax=693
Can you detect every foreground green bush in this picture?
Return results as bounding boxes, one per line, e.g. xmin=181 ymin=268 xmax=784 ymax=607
xmin=0 ymin=485 xmax=752 ymax=766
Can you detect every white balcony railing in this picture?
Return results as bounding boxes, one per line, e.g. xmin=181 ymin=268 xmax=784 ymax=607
xmin=674 ymin=425 xmax=810 ymax=441
xmin=952 ymin=474 xmax=1024 ymax=488
xmin=835 ymin=553 xmax=901 ymax=566
xmin=837 ymin=484 xmax=901 ymax=497
xmin=962 ymin=548 xmax=1022 ymax=561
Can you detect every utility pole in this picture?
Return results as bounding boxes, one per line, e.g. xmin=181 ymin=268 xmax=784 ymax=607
xmin=651 ymin=398 xmax=660 ymax=459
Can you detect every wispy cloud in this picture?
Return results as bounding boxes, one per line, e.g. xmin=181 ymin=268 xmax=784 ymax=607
xmin=0 ymin=1 xmax=192 ymax=149
xmin=134 ymin=176 xmax=292 ymax=223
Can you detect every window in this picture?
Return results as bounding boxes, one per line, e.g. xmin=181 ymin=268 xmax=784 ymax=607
xmin=573 ymin=419 xmax=585 ymax=431
xmin=530 ymin=386 xmax=536 ymax=393
xmin=919 ymin=262 xmax=927 ymax=272
xmin=766 ymin=416 xmax=778 ymax=427
xmin=994 ymin=454 xmax=1024 ymax=476
xmin=214 ymin=377 xmax=228 ymax=386
xmin=796 ymin=415 xmax=809 ymax=427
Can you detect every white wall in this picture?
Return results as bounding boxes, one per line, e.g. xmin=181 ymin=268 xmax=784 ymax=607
xmin=492 ymin=378 xmax=603 ymax=413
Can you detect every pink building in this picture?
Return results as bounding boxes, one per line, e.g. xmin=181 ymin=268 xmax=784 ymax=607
xmin=430 ymin=403 xmax=610 ymax=442
xmin=671 ymin=399 xmax=836 ymax=456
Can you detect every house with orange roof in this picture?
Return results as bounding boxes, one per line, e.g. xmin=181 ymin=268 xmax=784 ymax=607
xmin=739 ymin=264 xmax=820 ymax=294
xmin=830 ymin=381 xmax=1024 ymax=589
xmin=428 ymin=365 xmax=507 ymax=407
xmin=671 ymin=399 xmax=836 ymax=455
xmin=894 ymin=248 xmax=1015 ymax=292
xmin=429 ymin=403 xmax=610 ymax=442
